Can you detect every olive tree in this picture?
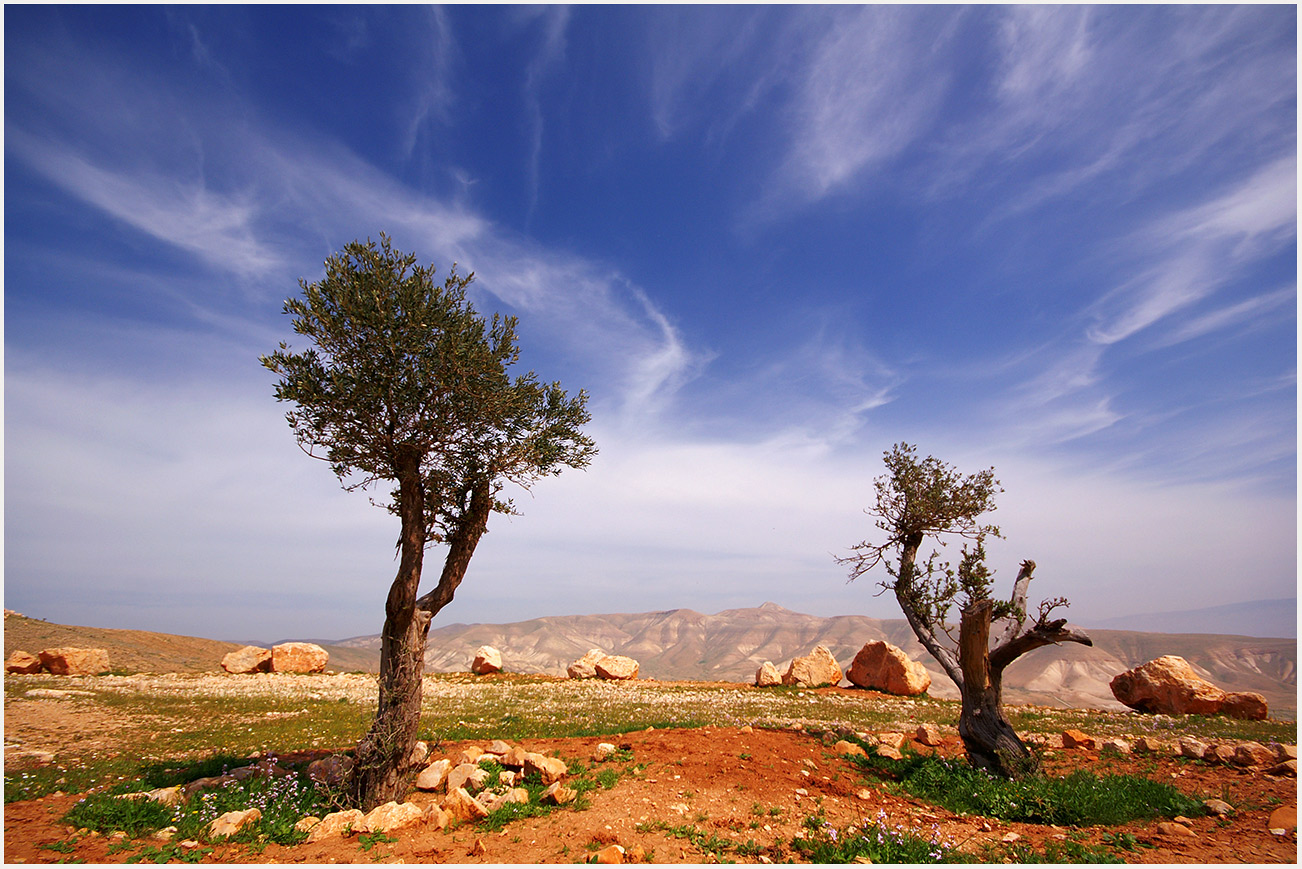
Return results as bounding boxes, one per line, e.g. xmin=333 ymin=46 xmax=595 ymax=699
xmin=837 ymin=443 xmax=1091 ymax=778
xmin=262 ymin=235 xmax=596 ymax=808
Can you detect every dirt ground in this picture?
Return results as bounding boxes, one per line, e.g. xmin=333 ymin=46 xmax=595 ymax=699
xmin=4 ymin=717 xmax=1298 ymax=864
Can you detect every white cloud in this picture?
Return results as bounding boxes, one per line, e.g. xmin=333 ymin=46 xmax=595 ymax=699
xmin=779 ymin=7 xmax=950 ymax=199
xmin=1088 ymin=157 xmax=1296 ymax=346
xmin=8 ymin=130 xmax=281 ymax=279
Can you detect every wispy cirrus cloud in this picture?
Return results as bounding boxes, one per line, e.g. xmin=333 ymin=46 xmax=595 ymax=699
xmin=7 ymin=129 xmax=282 ymax=279
xmin=1088 ymin=157 xmax=1296 ymax=346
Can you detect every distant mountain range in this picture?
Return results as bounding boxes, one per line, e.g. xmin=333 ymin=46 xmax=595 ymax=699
xmin=1087 ymin=598 xmax=1297 ymax=639
xmin=333 ymin=602 xmax=1297 ymax=716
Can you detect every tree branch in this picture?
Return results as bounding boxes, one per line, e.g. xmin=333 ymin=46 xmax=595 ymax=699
xmin=993 ymin=559 xmax=1036 ymax=647
xmin=989 ymin=617 xmax=1092 ymax=675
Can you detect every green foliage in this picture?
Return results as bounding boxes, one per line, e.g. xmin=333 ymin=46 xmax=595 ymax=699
xmin=357 ymin=831 xmax=398 ymax=852
xmin=64 ymin=794 xmax=175 ymax=837
xmin=852 ymin=752 xmax=1203 ymax=826
xmin=64 ymin=771 xmax=335 ymax=846
xmin=260 ymin=234 xmax=596 ymax=538
xmin=838 ymin=443 xmax=1005 ymax=645
xmin=125 ymin=843 xmax=212 ymax=864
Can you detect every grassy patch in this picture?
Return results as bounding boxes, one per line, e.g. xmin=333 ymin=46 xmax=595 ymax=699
xmin=851 ymin=751 xmax=1203 ymax=826
xmin=792 ymin=813 xmax=965 ymax=863
xmin=64 ymin=771 xmax=335 ymax=846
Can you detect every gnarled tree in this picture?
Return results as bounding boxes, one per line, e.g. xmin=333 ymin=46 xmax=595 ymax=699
xmin=837 ymin=443 xmax=1091 ymax=778
xmin=262 ymin=235 xmax=596 ymax=808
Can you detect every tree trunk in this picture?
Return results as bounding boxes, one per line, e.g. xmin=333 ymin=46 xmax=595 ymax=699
xmin=957 ymin=599 xmax=1039 ymax=779
xmin=352 ymin=451 xmax=428 ymax=809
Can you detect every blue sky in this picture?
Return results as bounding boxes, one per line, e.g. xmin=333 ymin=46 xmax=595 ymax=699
xmin=4 ymin=5 xmax=1296 ymax=643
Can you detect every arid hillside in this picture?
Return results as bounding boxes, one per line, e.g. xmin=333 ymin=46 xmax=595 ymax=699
xmin=342 ymin=602 xmax=1297 ymax=717
xmin=6 ymin=605 xmax=1294 ymax=717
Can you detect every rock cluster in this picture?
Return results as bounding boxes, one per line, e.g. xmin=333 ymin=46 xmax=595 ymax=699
xmin=845 ymin=640 xmax=931 ymax=696
xmin=1110 ymin=655 xmax=1268 ymax=720
xmin=1043 ymin=728 xmax=1297 ymax=776
xmin=566 ymin=648 xmax=639 ymax=680
xmin=5 ymin=648 xmax=110 ymax=675
xmin=221 ymin=642 xmax=328 ymax=674
xmin=782 ymin=645 xmax=842 ymax=688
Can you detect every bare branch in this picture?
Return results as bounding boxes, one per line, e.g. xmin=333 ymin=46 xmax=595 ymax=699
xmin=994 ymin=559 xmax=1036 ymax=646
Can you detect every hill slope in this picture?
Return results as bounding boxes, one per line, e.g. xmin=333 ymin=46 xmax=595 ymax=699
xmin=2 ymin=613 xmax=373 ymax=674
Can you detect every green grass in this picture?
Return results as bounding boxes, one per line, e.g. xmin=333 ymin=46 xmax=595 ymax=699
xmin=849 ymin=750 xmax=1204 ymax=826
xmin=63 ymin=769 xmax=336 ymax=846
xmin=791 ymin=814 xmax=966 ymax=864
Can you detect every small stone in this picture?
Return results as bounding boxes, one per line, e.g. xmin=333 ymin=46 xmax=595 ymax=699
xmin=1266 ymin=759 xmax=1298 ymax=777
xmin=1061 ymin=729 xmax=1094 ymax=750
xmin=1179 ymin=737 xmax=1209 ymax=759
xmin=416 ymin=758 xmax=453 ymax=791
xmin=444 ymin=787 xmax=491 ymax=821
xmin=592 ymin=844 xmax=626 ymax=864
xmin=208 ymin=808 xmax=261 ymax=838
xmin=470 ymin=838 xmax=488 ymax=856
xmin=1203 ymin=799 xmax=1233 ymax=817
xmin=1271 ymin=743 xmax=1299 ymax=762
xmin=856 ymin=788 xmax=873 ymax=800
xmin=424 ymin=804 xmax=450 ymax=830
xmin=541 ymin=781 xmax=576 ymax=805
xmin=457 ymin=746 xmax=486 ymax=765
xmin=294 ymin=817 xmax=321 ymax=833
xmin=1001 ymin=832 xmax=1020 ymax=843
xmin=1203 ymin=743 xmax=1236 ymax=765
xmin=179 ymin=840 xmax=200 ymax=848
xmin=1267 ymin=806 xmax=1297 ymax=832
xmin=489 ymin=740 xmax=513 ymax=755
xmin=834 ymin=740 xmax=867 ymax=758
xmin=876 ymin=747 xmax=903 ymax=761
xmin=360 ymin=801 xmax=424 ymax=834
xmin=410 ymin=741 xmax=429 ymax=767
xmin=1099 ymin=738 xmax=1132 ymax=755
xmin=1155 ymin=822 xmax=1195 ymax=837
xmin=740 ymin=725 xmax=753 ymax=734
xmin=152 ymin=826 xmax=177 ymax=842
xmin=1173 ymin=816 xmax=1195 ymax=827
xmin=596 ymin=743 xmax=617 ymax=757
xmin=447 ymin=762 xmax=489 ymax=793
xmin=1232 ymin=742 xmax=1276 ymax=768
xmin=915 ymin=724 xmax=943 ymax=747
xmin=307 ymin=755 xmax=355 ymax=787
xmin=307 ymin=809 xmax=365 ymax=843
xmin=499 ymin=770 xmax=517 ymax=787
xmin=524 ymin=752 xmax=568 ymax=784
xmin=877 ymin=732 xmax=906 ymax=749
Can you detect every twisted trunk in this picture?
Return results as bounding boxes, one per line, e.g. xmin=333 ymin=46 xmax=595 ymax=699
xmin=958 ymin=599 xmax=1038 ymax=779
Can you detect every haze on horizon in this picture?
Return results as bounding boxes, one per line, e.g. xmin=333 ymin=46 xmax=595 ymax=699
xmin=4 ymin=6 xmax=1296 ymax=644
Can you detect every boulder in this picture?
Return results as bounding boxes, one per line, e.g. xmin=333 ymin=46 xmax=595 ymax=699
xmin=271 ymin=642 xmax=328 ymax=673
xmin=754 ymin=661 xmax=782 ymax=687
xmin=416 ymin=758 xmax=452 ymax=792
xmin=567 ymin=649 xmax=607 ymax=680
xmin=221 ymin=646 xmax=272 ymax=674
xmin=595 ymin=655 xmax=639 ymax=680
xmin=5 ymin=651 xmax=42 ymax=674
xmin=37 ymin=648 xmax=110 ymax=676
xmin=360 ymin=801 xmax=424 ymax=834
xmin=307 ymin=809 xmax=364 ymax=843
xmin=471 ymin=646 xmax=502 ymax=675
xmin=1109 ymin=655 xmax=1267 ymax=719
xmin=846 ymin=641 xmax=931 ymax=696
xmin=208 ymin=808 xmax=261 ymax=838
xmin=782 ymin=645 xmax=842 ymax=688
